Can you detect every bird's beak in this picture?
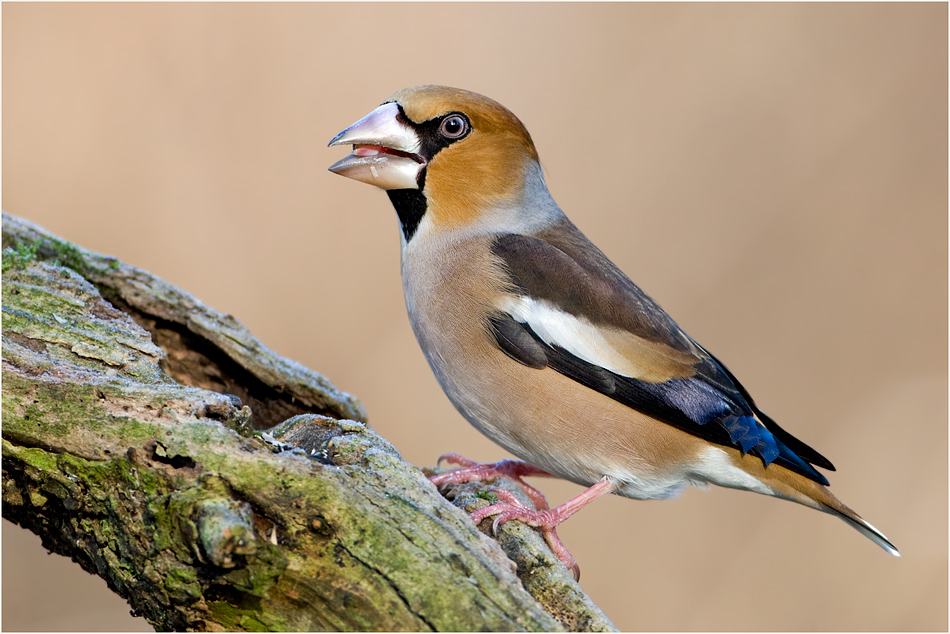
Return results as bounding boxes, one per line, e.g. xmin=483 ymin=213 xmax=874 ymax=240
xmin=328 ymin=102 xmax=425 ymax=190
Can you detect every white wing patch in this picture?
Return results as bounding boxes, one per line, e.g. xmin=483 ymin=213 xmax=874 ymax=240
xmin=499 ymin=295 xmax=642 ymax=379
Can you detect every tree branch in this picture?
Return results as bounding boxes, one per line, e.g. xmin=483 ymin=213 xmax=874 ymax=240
xmin=1 ymin=212 xmax=615 ymax=632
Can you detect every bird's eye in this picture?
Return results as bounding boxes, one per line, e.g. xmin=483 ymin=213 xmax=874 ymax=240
xmin=439 ymin=115 xmax=469 ymax=139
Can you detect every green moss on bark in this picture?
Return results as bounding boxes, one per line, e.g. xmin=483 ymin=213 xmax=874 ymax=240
xmin=2 ymin=212 xmax=616 ymax=632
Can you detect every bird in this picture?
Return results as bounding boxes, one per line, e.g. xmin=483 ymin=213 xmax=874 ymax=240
xmin=327 ymin=85 xmax=899 ymax=578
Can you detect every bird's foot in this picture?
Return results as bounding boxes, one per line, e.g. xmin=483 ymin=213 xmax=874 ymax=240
xmin=428 ymin=453 xmax=552 ymax=510
xmin=471 ymin=477 xmax=619 ymax=582
xmin=471 ymin=489 xmax=581 ymax=580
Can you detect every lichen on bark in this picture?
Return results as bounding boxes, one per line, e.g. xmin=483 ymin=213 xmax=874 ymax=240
xmin=1 ymin=211 xmax=616 ymax=632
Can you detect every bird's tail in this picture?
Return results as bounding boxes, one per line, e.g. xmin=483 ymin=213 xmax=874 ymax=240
xmin=819 ymin=494 xmax=900 ymax=557
xmin=736 ymin=453 xmax=900 ymax=556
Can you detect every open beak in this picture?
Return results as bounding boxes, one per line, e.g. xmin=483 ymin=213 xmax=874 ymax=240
xmin=328 ymin=102 xmax=425 ymax=190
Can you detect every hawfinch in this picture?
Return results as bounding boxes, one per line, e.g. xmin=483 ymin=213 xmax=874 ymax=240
xmin=328 ymin=86 xmax=899 ymax=577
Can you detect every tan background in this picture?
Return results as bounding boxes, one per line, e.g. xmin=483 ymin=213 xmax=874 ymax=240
xmin=3 ymin=3 xmax=946 ymax=631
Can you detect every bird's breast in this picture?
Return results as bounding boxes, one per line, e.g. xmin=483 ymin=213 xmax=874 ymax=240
xmin=400 ymin=233 xmax=511 ymax=424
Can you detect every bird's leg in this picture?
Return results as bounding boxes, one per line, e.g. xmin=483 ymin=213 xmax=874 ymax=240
xmin=471 ymin=477 xmax=619 ymax=581
xmin=428 ymin=453 xmax=553 ymax=510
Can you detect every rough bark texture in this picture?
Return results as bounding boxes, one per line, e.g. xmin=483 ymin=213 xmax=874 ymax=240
xmin=1 ymin=212 xmax=616 ymax=632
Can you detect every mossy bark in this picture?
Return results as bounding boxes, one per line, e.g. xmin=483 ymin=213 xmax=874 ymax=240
xmin=1 ymin=212 xmax=616 ymax=632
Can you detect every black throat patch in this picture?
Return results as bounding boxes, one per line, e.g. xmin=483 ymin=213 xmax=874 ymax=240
xmin=387 ymin=189 xmax=428 ymax=242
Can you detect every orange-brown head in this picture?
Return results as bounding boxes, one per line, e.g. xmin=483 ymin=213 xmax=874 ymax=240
xmin=329 ymin=86 xmax=542 ymax=240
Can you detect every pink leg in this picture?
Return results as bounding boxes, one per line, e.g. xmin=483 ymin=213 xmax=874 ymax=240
xmin=471 ymin=478 xmax=619 ymax=581
xmin=428 ymin=453 xmax=554 ymax=510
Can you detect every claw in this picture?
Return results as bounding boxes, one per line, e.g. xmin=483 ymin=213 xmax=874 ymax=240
xmin=437 ymin=452 xmax=476 ymax=468
xmin=491 ymin=514 xmax=506 ymax=535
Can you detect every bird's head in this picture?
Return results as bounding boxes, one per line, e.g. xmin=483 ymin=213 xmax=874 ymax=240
xmin=329 ymin=86 xmax=543 ymax=240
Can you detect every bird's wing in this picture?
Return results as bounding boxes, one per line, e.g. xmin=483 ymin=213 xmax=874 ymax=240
xmin=489 ymin=228 xmax=834 ymax=484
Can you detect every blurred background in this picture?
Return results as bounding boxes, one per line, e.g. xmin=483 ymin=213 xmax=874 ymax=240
xmin=3 ymin=3 xmax=946 ymax=631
